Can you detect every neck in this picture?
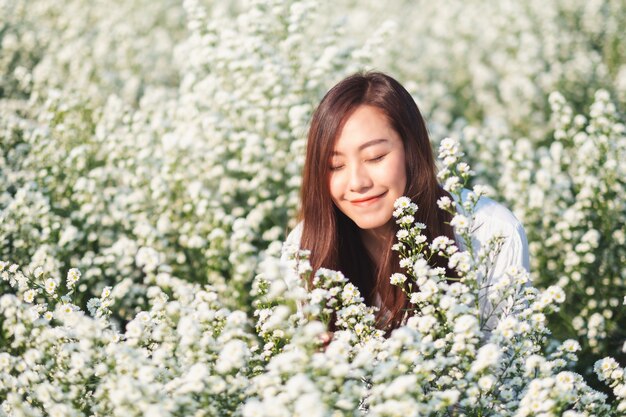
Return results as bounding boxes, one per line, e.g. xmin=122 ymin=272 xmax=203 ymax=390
xmin=359 ymin=222 xmax=393 ymax=268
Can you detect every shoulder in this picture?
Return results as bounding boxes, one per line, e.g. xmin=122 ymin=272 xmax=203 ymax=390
xmin=459 ymin=189 xmax=525 ymax=239
xmin=474 ymin=196 xmax=525 ymax=237
xmin=285 ymin=221 xmax=303 ymax=246
xmin=280 ymin=221 xmax=303 ymax=261
xmin=457 ymin=189 xmax=530 ymax=272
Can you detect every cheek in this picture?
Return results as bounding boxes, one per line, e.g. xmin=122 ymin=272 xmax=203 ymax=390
xmin=328 ymin=172 xmax=343 ymax=201
xmin=397 ymin=167 xmax=407 ymax=193
xmin=388 ymin=155 xmax=407 ymax=192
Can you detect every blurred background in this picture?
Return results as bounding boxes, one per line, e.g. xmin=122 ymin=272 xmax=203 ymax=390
xmin=1 ymin=0 xmax=625 ymax=390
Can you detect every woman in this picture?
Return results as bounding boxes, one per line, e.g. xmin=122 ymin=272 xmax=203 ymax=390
xmin=283 ymin=72 xmax=529 ymax=333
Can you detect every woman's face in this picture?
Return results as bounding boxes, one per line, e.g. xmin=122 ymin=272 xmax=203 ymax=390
xmin=329 ymin=105 xmax=407 ymax=234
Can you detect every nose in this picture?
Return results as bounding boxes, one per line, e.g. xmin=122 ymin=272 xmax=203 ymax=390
xmin=348 ymin=163 xmax=373 ymax=193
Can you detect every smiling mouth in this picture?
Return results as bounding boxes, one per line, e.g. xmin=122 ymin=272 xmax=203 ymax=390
xmin=350 ymin=191 xmax=388 ymax=205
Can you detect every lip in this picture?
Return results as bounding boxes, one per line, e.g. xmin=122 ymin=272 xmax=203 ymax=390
xmin=350 ymin=191 xmax=387 ymax=206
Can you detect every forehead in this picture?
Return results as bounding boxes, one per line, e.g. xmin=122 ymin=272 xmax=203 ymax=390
xmin=333 ymin=105 xmax=401 ymax=153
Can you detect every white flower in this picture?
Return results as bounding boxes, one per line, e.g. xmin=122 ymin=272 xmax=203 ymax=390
xmin=562 ymin=411 xmax=585 ymax=417
xmin=454 ymin=314 xmax=479 ymax=336
xmin=66 ymin=268 xmax=81 ymax=288
xmin=471 ymin=343 xmax=501 ymax=373
xmin=478 ymin=375 xmax=495 ymax=390
xmin=449 ymin=251 xmax=471 ymax=273
xmin=390 ymin=273 xmax=407 ymax=285
xmin=412 ymin=258 xmax=430 ymax=279
xmin=399 ymin=258 xmax=412 ymax=269
xmin=136 ymin=311 xmax=151 ymax=323
xmin=450 ymin=214 xmax=470 ymax=232
xmin=23 ymin=289 xmax=36 ymax=303
xmin=437 ymin=196 xmax=452 ymax=210
xmin=136 ymin=247 xmax=161 ymax=272
xmin=215 ymin=339 xmax=249 ymax=374
xmin=595 ymin=357 xmax=618 ymax=380
xmin=125 ymin=320 xmax=144 ymax=340
xmin=86 ymin=298 xmax=101 ymax=315
xmin=431 ymin=236 xmax=452 ymax=251
xmin=546 ymin=285 xmax=566 ymax=303
xmin=294 ymin=392 xmax=326 ymax=417
xmin=472 ymin=184 xmax=490 ymax=197
xmin=0 ymin=352 xmax=11 ymax=371
xmin=398 ymin=215 xmax=414 ymax=225
xmin=457 ymin=162 xmax=470 ymax=174
xmin=341 ymin=283 xmax=361 ymax=304
xmin=443 ymin=176 xmax=461 ymax=192
xmin=44 ymin=278 xmax=57 ymax=295
xmin=33 ymin=266 xmax=44 ymax=279
xmin=561 ymin=340 xmax=581 ymax=353
xmin=555 ymin=371 xmax=576 ymax=388
xmin=525 ymin=355 xmax=547 ymax=375
xmin=439 ymin=137 xmax=460 ymax=158
xmin=101 ymin=286 xmax=112 ymax=298
xmin=415 ymin=315 xmax=438 ymax=334
xmin=393 ymin=196 xmax=412 ymax=209
xmin=396 ymin=229 xmax=409 ymax=240
xmin=27 ymin=307 xmax=39 ymax=322
xmin=386 ymin=374 xmax=417 ymax=396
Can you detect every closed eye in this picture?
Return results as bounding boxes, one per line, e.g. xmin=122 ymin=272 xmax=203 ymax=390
xmin=330 ymin=165 xmax=344 ymax=171
xmin=368 ymin=154 xmax=387 ymax=162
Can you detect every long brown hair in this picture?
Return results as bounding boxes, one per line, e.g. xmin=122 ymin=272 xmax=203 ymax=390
xmin=299 ymin=72 xmax=455 ymax=331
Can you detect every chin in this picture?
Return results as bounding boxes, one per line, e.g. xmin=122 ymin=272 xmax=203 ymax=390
xmin=353 ymin=215 xmax=393 ymax=231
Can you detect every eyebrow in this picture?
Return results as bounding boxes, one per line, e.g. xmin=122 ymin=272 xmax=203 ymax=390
xmin=332 ymin=138 xmax=389 ymax=155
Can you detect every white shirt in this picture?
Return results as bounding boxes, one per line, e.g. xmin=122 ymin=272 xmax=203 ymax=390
xmin=281 ymin=190 xmax=530 ymax=331
xmin=452 ymin=189 xmax=530 ymax=330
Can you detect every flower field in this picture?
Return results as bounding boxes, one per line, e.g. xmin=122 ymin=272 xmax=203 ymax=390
xmin=1 ymin=0 xmax=625 ymax=415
